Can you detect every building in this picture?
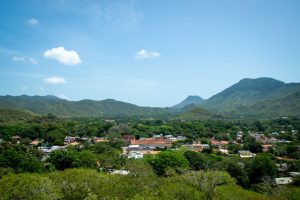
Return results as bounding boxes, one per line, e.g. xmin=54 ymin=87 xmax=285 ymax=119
xmin=238 ymin=150 xmax=256 ymax=158
xmin=30 ymin=139 xmax=41 ymax=145
xmin=128 ymin=151 xmax=143 ymax=159
xmin=39 ymin=146 xmax=64 ymax=154
xmin=289 ymin=172 xmax=300 ymax=177
xmin=275 ymin=177 xmax=293 ymax=185
xmin=93 ymin=137 xmax=109 ymax=143
xmin=123 ymin=144 xmax=160 ymax=158
xmin=219 ymin=149 xmax=229 ymax=154
xmin=183 ymin=143 xmax=210 ymax=152
xmin=110 ymin=170 xmax=129 ymax=175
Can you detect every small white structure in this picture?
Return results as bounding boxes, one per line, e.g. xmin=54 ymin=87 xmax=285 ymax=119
xmin=238 ymin=150 xmax=256 ymax=158
xmin=289 ymin=172 xmax=300 ymax=177
xmin=128 ymin=151 xmax=143 ymax=159
xmin=111 ymin=170 xmax=129 ymax=175
xmin=275 ymin=177 xmax=293 ymax=185
xmin=219 ymin=149 xmax=229 ymax=154
xmin=39 ymin=146 xmax=63 ymax=154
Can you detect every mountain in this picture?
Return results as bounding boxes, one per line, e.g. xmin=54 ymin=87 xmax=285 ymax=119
xmin=1 ymin=77 xmax=300 ymax=119
xmin=201 ymin=77 xmax=300 ymax=116
xmin=172 ymin=95 xmax=204 ymax=109
xmin=0 ymin=95 xmax=168 ymax=118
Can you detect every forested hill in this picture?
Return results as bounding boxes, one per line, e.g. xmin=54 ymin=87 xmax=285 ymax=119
xmin=1 ymin=78 xmax=300 ymax=118
xmin=200 ymin=77 xmax=300 ymax=116
xmin=0 ymin=95 xmax=168 ymax=118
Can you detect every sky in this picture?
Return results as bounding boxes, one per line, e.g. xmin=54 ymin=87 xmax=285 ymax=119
xmin=0 ymin=0 xmax=300 ymax=107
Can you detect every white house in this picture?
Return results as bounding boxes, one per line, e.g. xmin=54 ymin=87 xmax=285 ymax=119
xmin=275 ymin=177 xmax=293 ymax=185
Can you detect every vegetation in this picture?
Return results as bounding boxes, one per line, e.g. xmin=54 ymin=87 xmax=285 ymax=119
xmin=1 ymin=78 xmax=300 ymax=119
xmin=0 ymin=107 xmax=299 ymax=199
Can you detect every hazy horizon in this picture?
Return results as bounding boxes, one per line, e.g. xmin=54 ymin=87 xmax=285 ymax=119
xmin=1 ymin=0 xmax=300 ymax=107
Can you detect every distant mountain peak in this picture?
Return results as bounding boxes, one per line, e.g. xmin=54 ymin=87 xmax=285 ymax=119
xmin=172 ymin=95 xmax=204 ymax=109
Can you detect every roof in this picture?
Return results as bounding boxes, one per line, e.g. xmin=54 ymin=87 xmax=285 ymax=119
xmin=131 ymin=138 xmax=171 ymax=145
xmin=275 ymin=177 xmax=293 ymax=185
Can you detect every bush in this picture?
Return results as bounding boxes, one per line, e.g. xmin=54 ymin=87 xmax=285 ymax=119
xmin=0 ymin=173 xmax=62 ymax=200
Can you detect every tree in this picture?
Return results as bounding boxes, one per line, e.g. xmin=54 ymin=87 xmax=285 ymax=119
xmin=46 ymin=129 xmax=64 ymax=145
xmin=183 ymin=171 xmax=235 ymax=200
xmin=48 ymin=150 xmax=79 ymax=170
xmin=147 ymin=151 xmax=189 ymax=176
xmin=0 ymin=173 xmax=62 ymax=200
xmin=93 ymin=142 xmax=113 ymax=154
xmin=249 ymin=154 xmax=277 ymax=184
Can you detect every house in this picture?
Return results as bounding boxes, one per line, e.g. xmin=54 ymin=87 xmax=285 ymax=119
xmin=93 ymin=137 xmax=109 ymax=143
xmin=123 ymin=144 xmax=160 ymax=157
xmin=238 ymin=150 xmax=256 ymax=158
xmin=275 ymin=177 xmax=293 ymax=185
xmin=128 ymin=151 xmax=143 ymax=159
xmin=183 ymin=143 xmax=210 ymax=152
xmin=39 ymin=146 xmax=64 ymax=154
xmin=236 ymin=131 xmax=243 ymax=138
xmin=64 ymin=136 xmax=76 ymax=144
xmin=219 ymin=149 xmax=229 ymax=154
xmin=289 ymin=172 xmax=300 ymax=177
xmin=210 ymin=139 xmax=229 ymax=148
xmin=30 ymin=139 xmax=41 ymax=146
xmin=152 ymin=134 xmax=163 ymax=139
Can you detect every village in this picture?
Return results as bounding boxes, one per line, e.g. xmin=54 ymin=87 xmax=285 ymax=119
xmin=4 ymin=127 xmax=299 ymax=186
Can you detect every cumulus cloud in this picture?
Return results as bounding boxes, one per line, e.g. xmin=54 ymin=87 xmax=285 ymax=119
xmin=44 ymin=47 xmax=81 ymax=65
xmin=28 ymin=18 xmax=38 ymax=25
xmin=12 ymin=56 xmax=37 ymax=64
xmin=43 ymin=76 xmax=67 ymax=84
xmin=135 ymin=49 xmax=160 ymax=59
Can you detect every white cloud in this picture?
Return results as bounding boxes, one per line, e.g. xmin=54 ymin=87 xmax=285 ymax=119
xmin=12 ymin=56 xmax=37 ymax=64
xmin=135 ymin=49 xmax=160 ymax=59
xmin=44 ymin=47 xmax=81 ymax=65
xmin=28 ymin=18 xmax=39 ymax=25
xmin=43 ymin=76 xmax=67 ymax=84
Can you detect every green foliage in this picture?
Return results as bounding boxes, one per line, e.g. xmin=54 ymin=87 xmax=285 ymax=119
xmin=147 ymin=150 xmax=189 ymax=176
xmin=0 ymin=143 xmax=46 ymax=173
xmin=214 ymin=185 xmax=270 ymax=200
xmin=49 ymin=150 xmax=80 ymax=170
xmin=249 ymin=154 xmax=277 ymax=184
xmin=0 ymin=173 xmax=62 ymax=200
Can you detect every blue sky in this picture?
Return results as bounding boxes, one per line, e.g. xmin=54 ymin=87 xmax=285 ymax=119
xmin=1 ymin=0 xmax=300 ymax=107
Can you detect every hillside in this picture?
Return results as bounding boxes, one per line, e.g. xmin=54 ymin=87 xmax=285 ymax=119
xmin=0 ymin=108 xmax=36 ymax=123
xmin=172 ymin=95 xmax=204 ymax=109
xmin=1 ymin=78 xmax=300 ymax=119
xmin=0 ymin=95 xmax=168 ymax=118
xmin=201 ymin=78 xmax=300 ymax=116
xmin=175 ymin=106 xmax=222 ymax=120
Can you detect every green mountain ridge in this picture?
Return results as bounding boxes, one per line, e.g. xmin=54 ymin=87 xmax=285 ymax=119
xmin=0 ymin=77 xmax=299 ymax=119
xmin=0 ymin=95 xmax=168 ymax=118
xmin=201 ymin=77 xmax=300 ymax=115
